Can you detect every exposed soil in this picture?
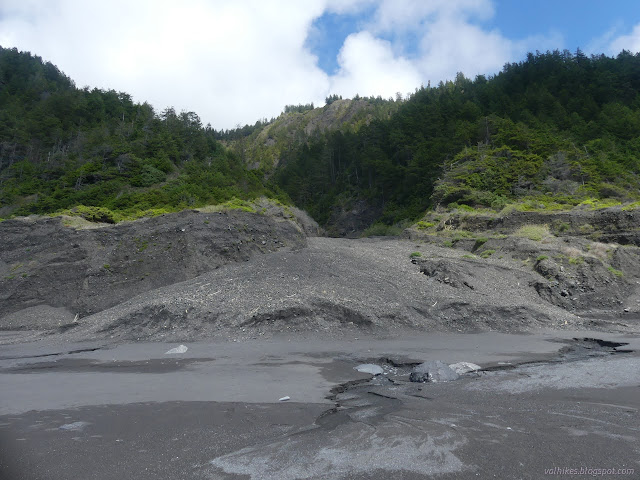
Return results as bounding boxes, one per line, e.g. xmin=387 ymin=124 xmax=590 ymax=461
xmin=0 ymin=207 xmax=310 ymax=331
xmin=1 ymin=206 xmax=639 ymax=343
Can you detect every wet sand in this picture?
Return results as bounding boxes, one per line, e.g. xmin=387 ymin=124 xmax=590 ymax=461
xmin=1 ymin=330 xmax=639 ymax=479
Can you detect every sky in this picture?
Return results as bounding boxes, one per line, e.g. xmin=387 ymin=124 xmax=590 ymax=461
xmin=1 ymin=0 xmax=639 ymax=130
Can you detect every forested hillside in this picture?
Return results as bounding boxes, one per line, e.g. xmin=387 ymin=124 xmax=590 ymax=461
xmin=1 ymin=46 xmax=639 ymax=230
xmin=0 ymin=47 xmax=283 ymax=221
xmin=272 ymin=50 xmax=640 ymax=228
xmin=219 ymin=96 xmax=399 ymax=174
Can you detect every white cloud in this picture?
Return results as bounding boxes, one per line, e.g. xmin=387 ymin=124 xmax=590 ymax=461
xmin=607 ymin=23 xmax=640 ymax=54
xmin=330 ymin=31 xmax=422 ymax=98
xmin=333 ymin=0 xmax=558 ymax=93
xmin=0 ymin=0 xmax=566 ymax=130
xmin=415 ymin=17 xmax=513 ymax=84
xmin=371 ymin=0 xmax=494 ymax=32
xmin=0 ymin=0 xmax=331 ymax=129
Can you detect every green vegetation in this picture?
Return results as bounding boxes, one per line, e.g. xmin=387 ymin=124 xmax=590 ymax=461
xmin=474 ymin=237 xmax=488 ymax=249
xmin=133 ymin=237 xmax=149 ymax=252
xmin=480 ymin=249 xmax=496 ymax=258
xmin=57 ymin=205 xmax=120 ymax=223
xmin=409 ymin=251 xmax=422 ymax=258
xmin=569 ymin=256 xmax=585 ymax=265
xmin=361 ymin=223 xmax=404 ymax=237
xmin=607 ymin=266 xmax=624 ymax=277
xmin=552 ymin=221 xmax=571 ymax=234
xmin=217 ymin=197 xmax=256 ymax=213
xmin=0 ymin=47 xmax=285 ymax=221
xmin=621 ymin=201 xmax=640 ymax=211
xmin=536 ymin=255 xmax=549 ymax=262
xmin=449 ymin=230 xmax=475 ymax=240
xmin=416 ymin=221 xmax=436 ymax=230
xmin=2 ymin=47 xmax=640 ymax=230
xmin=578 ymin=198 xmax=622 ymax=210
xmin=515 ymin=224 xmax=550 ymax=241
xmin=273 ymin=50 xmax=640 ymax=227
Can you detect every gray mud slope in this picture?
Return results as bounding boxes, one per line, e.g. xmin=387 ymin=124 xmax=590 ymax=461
xmin=407 ymin=207 xmax=640 ymax=319
xmin=0 ymin=209 xmax=309 ymax=330
xmin=63 ymin=237 xmax=639 ymax=342
xmin=414 ymin=207 xmax=640 ymax=245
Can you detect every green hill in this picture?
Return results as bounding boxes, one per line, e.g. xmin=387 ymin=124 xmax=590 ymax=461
xmin=271 ymin=50 xmax=640 ymax=231
xmin=1 ymin=46 xmax=639 ymax=231
xmin=0 ymin=46 xmax=285 ymax=221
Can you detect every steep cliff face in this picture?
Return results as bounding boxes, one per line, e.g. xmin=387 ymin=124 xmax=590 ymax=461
xmin=226 ymin=98 xmax=391 ymax=172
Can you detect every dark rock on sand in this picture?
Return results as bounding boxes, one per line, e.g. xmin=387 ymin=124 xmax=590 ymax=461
xmin=409 ymin=360 xmax=460 ymax=383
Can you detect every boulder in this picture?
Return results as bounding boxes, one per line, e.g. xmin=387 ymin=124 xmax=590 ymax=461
xmin=355 ymin=364 xmax=384 ymax=375
xmin=449 ymin=362 xmax=482 ymax=374
xmin=409 ymin=360 xmax=459 ymax=383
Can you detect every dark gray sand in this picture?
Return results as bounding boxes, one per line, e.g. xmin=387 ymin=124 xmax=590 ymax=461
xmin=1 ymin=331 xmax=639 ymax=479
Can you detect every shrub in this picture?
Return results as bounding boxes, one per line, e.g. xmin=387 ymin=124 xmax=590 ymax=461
xmin=578 ymin=198 xmax=622 ymax=210
xmin=552 ymin=221 xmax=570 ymax=234
xmin=490 ymin=195 xmax=510 ymax=210
xmin=361 ymin=223 xmax=404 ymax=237
xmin=480 ymin=249 xmax=495 ymax=258
xmin=607 ymin=266 xmax=624 ymax=277
xmin=515 ymin=224 xmax=550 ymax=241
xmin=474 ymin=237 xmax=488 ymax=249
xmin=447 ymin=230 xmax=475 ymax=240
xmin=568 ymin=256 xmax=584 ymax=265
xmin=536 ymin=255 xmax=548 ymax=262
xmin=130 ymin=164 xmax=167 ymax=187
xmin=59 ymin=205 xmax=119 ymax=223
xmin=622 ymin=201 xmax=640 ymax=211
xmin=447 ymin=203 xmax=476 ymax=212
xmin=410 ymin=251 xmax=422 ymax=258
xmin=416 ymin=221 xmax=435 ymax=230
xmin=219 ymin=197 xmax=256 ymax=213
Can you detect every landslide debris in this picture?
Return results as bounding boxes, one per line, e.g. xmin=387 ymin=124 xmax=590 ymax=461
xmin=56 ymin=236 xmax=604 ymax=343
xmin=2 ymin=202 xmax=639 ymax=343
xmin=407 ymin=206 xmax=640 ymax=320
xmin=0 ymin=205 xmax=313 ymax=331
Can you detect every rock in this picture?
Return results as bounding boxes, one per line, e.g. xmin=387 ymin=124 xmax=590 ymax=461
xmin=165 ymin=344 xmax=188 ymax=354
xmin=0 ymin=209 xmax=308 ymax=326
xmin=59 ymin=421 xmax=90 ymax=431
xmin=449 ymin=362 xmax=482 ymax=374
xmin=409 ymin=360 xmax=459 ymax=383
xmin=355 ymin=364 xmax=384 ymax=375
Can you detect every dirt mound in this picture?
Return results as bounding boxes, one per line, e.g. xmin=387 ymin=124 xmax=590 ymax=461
xmin=0 ymin=208 xmax=309 ymax=330
xmin=53 ymin=236 xmax=627 ymax=343
xmin=3 ymin=205 xmax=639 ymax=343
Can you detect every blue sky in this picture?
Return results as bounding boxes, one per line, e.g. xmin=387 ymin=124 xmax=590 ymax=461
xmin=1 ymin=0 xmax=639 ymax=129
xmin=309 ymin=0 xmax=640 ymax=76
xmin=490 ymin=0 xmax=638 ymax=52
